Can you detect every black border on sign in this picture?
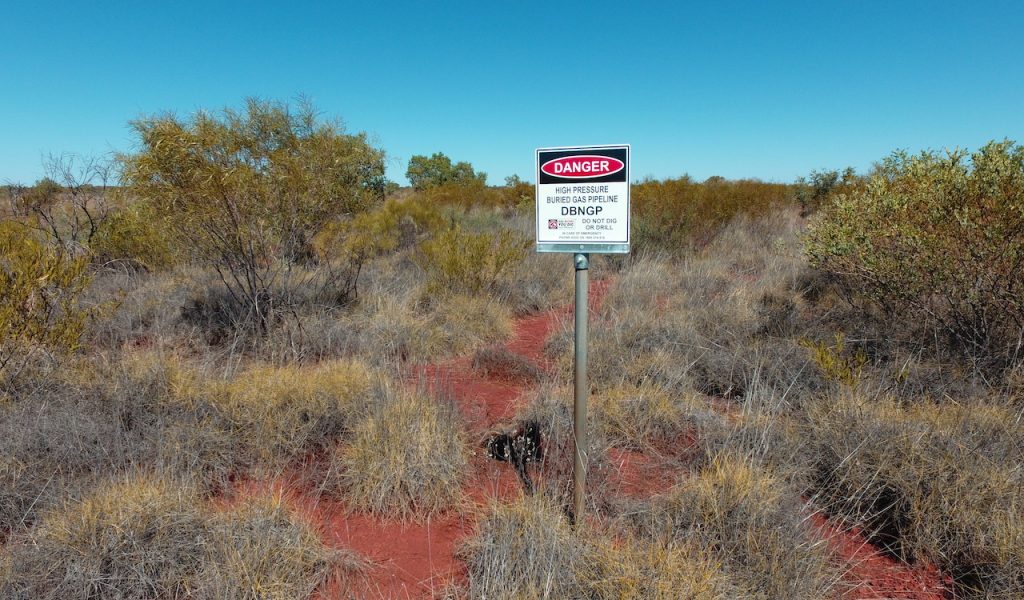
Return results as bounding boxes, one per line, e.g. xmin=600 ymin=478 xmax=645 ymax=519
xmin=535 ymin=144 xmax=630 ymax=251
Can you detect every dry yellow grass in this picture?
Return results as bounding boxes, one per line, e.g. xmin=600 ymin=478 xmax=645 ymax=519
xmin=199 ymin=492 xmax=343 ymax=599
xmin=583 ymin=537 xmax=736 ymax=600
xmin=591 ymin=383 xmax=710 ymax=449
xmin=3 ymin=474 xmax=207 ymax=599
xmin=806 ymin=392 xmax=1024 ymax=596
xmin=636 ymin=454 xmax=837 ymax=600
xmin=331 ymin=387 xmax=469 ymax=519
xmin=458 ymin=495 xmax=737 ymax=600
xmin=2 ymin=473 xmax=340 ymax=599
xmin=205 ymin=359 xmax=382 ymax=466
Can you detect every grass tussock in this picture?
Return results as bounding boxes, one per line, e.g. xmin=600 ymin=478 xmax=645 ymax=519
xmin=806 ymin=392 xmax=1024 ymax=597
xmin=0 ymin=352 xmax=236 ymax=535
xmin=205 ymin=359 xmax=383 ymax=466
xmin=321 ymin=290 xmax=513 ymax=365
xmin=199 ymin=493 xmax=346 ymax=599
xmin=3 ymin=474 xmax=206 ymax=599
xmin=458 ymin=496 xmax=737 ymax=600
xmin=583 ymin=536 xmax=737 ymax=600
xmin=549 ymin=210 xmax=818 ymax=403
xmin=633 ymin=454 xmax=837 ymax=600
xmin=2 ymin=473 xmax=340 ymax=600
xmin=591 ymin=383 xmax=713 ymax=451
xmin=329 ymin=387 xmax=469 ymax=519
xmin=459 ymin=496 xmax=584 ymax=599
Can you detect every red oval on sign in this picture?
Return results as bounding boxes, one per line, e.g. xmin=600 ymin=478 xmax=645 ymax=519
xmin=541 ymin=155 xmax=624 ymax=179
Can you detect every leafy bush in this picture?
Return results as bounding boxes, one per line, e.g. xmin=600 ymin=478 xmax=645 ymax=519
xmin=90 ymin=200 xmax=176 ymax=270
xmin=416 ymin=180 xmax=491 ymax=208
xmin=806 ymin=140 xmax=1024 ymax=368
xmin=313 ymin=197 xmax=443 ymax=298
xmin=0 ymin=222 xmax=91 ymax=381
xmin=416 ymin=224 xmax=529 ymax=297
xmin=794 ymin=167 xmax=859 ymax=216
xmin=120 ymin=98 xmax=387 ymax=328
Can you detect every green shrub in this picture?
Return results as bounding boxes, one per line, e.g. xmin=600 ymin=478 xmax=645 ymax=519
xmin=406 ymin=152 xmax=486 ymax=190
xmin=806 ymin=140 xmax=1024 ymax=368
xmin=416 ymin=224 xmax=529 ymax=297
xmin=313 ymin=197 xmax=444 ymax=298
xmin=90 ymin=200 xmax=176 ymax=270
xmin=0 ymin=222 xmax=91 ymax=381
xmin=794 ymin=167 xmax=859 ymax=216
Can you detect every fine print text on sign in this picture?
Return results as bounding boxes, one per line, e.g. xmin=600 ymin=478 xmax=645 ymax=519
xmin=535 ymin=144 xmax=630 ymax=254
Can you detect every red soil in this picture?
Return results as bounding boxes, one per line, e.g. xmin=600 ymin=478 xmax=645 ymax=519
xmin=606 ymin=447 xmax=682 ymax=498
xmin=231 ymin=275 xmax=951 ymax=600
xmin=811 ymin=512 xmax=950 ymax=599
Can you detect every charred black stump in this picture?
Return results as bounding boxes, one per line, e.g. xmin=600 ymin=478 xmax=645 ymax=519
xmin=485 ymin=421 xmax=542 ymax=494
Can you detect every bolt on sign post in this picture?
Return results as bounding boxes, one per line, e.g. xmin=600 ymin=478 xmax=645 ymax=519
xmin=535 ymin=144 xmax=630 ymax=522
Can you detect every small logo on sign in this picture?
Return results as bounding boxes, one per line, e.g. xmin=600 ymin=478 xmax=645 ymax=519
xmin=548 ymin=219 xmax=558 ymax=229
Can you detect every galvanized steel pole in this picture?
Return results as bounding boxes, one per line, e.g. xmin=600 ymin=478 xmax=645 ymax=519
xmin=573 ymin=252 xmax=590 ymax=523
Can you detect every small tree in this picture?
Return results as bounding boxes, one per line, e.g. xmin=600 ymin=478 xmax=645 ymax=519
xmin=406 ymin=152 xmax=486 ymax=190
xmin=120 ymin=98 xmax=387 ymax=327
xmin=9 ymin=154 xmax=114 ymax=254
xmin=794 ymin=167 xmax=858 ymax=216
xmin=806 ymin=140 xmax=1024 ymax=368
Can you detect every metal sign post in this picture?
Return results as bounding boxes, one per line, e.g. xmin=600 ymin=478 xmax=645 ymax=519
xmin=573 ymin=252 xmax=589 ymax=521
xmin=535 ymin=144 xmax=630 ymax=524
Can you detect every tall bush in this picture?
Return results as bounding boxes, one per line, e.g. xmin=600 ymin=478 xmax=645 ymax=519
xmin=120 ymin=98 xmax=387 ymax=327
xmin=806 ymin=140 xmax=1024 ymax=367
xmin=415 ymin=225 xmax=529 ymax=297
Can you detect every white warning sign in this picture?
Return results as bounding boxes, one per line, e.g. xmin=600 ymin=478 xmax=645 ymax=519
xmin=535 ymin=144 xmax=630 ymax=254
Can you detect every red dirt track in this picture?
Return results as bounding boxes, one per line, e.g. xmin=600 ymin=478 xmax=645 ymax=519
xmin=239 ymin=278 xmax=950 ymax=600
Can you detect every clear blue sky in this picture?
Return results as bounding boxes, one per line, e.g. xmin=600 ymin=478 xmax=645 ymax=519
xmin=2 ymin=1 xmax=1022 ymax=186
